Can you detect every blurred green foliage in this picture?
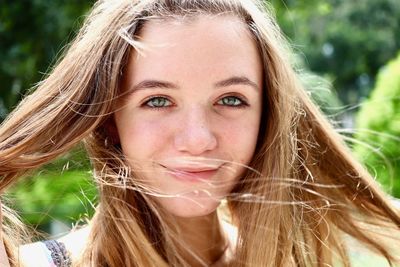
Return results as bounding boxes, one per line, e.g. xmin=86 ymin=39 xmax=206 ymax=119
xmin=271 ymin=0 xmax=400 ymax=105
xmin=354 ymin=53 xmax=400 ymax=197
xmin=10 ymin=170 xmax=96 ymax=229
xmin=1 ymin=0 xmax=94 ymax=231
xmin=0 ymin=0 xmax=93 ymax=120
xmin=7 ymin=146 xmax=96 ymax=231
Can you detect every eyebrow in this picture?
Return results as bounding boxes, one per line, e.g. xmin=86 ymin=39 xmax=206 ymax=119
xmin=129 ymin=76 xmax=260 ymax=93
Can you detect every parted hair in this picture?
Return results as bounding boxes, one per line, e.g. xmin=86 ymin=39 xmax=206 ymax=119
xmin=1 ymin=0 xmax=400 ymax=266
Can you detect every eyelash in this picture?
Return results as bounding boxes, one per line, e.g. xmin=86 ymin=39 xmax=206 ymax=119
xmin=141 ymin=94 xmax=249 ymax=109
xmin=216 ymin=95 xmax=248 ymax=108
xmin=141 ymin=95 xmax=174 ymax=109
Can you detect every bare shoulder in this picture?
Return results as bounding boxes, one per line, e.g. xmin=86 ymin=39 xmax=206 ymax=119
xmin=19 ymin=225 xmax=90 ymax=267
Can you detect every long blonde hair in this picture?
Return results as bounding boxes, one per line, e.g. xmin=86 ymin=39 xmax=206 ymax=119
xmin=1 ymin=0 xmax=400 ymax=266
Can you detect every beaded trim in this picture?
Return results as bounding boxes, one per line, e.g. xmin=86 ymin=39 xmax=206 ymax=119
xmin=43 ymin=240 xmax=72 ymax=267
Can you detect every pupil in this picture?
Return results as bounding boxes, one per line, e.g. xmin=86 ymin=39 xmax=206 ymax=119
xmin=153 ymin=98 xmax=165 ymax=107
xmin=224 ymin=97 xmax=237 ymax=105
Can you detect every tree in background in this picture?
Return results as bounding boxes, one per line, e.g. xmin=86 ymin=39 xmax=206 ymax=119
xmin=0 ymin=0 xmax=93 ymax=120
xmin=354 ymin=53 xmax=400 ymax=197
xmin=271 ymin=0 xmax=400 ymax=105
xmin=8 ymin=146 xmax=96 ymax=231
xmin=1 ymin=1 xmax=95 ymax=232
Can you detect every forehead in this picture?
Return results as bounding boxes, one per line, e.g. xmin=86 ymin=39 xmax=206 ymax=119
xmin=138 ymin=14 xmax=251 ymax=42
xmin=123 ymin=15 xmax=263 ymax=89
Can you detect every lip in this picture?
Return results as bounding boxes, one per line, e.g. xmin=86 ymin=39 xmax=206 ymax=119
xmin=161 ymin=165 xmax=220 ymax=182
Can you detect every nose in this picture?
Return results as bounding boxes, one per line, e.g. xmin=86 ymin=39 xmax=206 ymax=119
xmin=174 ymin=106 xmax=217 ymax=155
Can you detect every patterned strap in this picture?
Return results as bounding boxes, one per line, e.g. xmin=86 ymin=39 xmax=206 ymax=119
xmin=43 ymin=240 xmax=72 ymax=267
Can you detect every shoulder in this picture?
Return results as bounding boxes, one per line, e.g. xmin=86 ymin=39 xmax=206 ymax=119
xmin=57 ymin=224 xmax=91 ymax=259
xmin=19 ymin=225 xmax=90 ymax=267
xmin=19 ymin=241 xmax=54 ymax=267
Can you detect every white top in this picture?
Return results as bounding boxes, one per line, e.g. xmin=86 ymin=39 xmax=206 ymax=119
xmin=19 ymin=222 xmax=237 ymax=267
xmin=19 ymin=226 xmax=90 ymax=267
xmin=18 ymin=221 xmax=390 ymax=266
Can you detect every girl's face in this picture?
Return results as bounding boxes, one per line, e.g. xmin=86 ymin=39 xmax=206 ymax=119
xmin=115 ymin=15 xmax=263 ymax=217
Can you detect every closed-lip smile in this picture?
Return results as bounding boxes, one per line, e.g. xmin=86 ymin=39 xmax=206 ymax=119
xmin=160 ymin=164 xmax=221 ymax=182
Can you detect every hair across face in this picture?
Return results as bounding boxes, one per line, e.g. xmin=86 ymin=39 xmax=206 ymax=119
xmin=2 ymin=1 xmax=400 ymax=266
xmin=114 ymin=15 xmax=263 ymax=218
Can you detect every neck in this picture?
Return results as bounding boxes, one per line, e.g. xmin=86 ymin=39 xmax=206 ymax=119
xmin=169 ymin=211 xmax=228 ymax=267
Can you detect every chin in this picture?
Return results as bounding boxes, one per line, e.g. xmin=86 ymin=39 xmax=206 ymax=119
xmin=158 ymin=195 xmax=223 ymax=218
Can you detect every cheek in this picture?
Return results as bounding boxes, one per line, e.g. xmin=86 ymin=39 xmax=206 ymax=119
xmin=218 ymin=116 xmax=260 ymax=164
xmin=117 ymin=116 xmax=172 ymax=160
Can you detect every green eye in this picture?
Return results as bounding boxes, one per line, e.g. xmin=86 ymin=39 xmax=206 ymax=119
xmin=144 ymin=97 xmax=172 ymax=108
xmin=217 ymin=96 xmax=246 ymax=107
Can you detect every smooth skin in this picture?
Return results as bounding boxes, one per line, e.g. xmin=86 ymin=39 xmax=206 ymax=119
xmin=115 ymin=15 xmax=263 ymax=218
xmin=114 ymin=15 xmax=263 ymax=266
